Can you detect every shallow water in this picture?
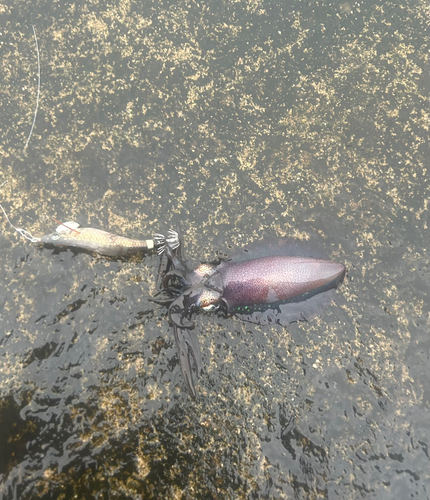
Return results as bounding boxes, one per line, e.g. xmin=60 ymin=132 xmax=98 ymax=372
xmin=0 ymin=0 xmax=428 ymax=498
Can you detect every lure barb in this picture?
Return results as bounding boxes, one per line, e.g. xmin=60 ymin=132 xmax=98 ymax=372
xmin=154 ymin=229 xmax=180 ymax=255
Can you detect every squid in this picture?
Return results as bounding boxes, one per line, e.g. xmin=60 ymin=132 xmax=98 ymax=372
xmin=157 ymin=231 xmax=346 ymax=397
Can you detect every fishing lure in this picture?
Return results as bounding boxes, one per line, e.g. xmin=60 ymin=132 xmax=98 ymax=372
xmin=0 ymin=204 xmax=179 ymax=256
xmin=39 ymin=221 xmax=180 ymax=257
xmin=158 ymin=232 xmax=346 ymax=397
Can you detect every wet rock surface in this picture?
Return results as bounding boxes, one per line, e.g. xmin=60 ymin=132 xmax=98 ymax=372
xmin=0 ymin=0 xmax=428 ymax=498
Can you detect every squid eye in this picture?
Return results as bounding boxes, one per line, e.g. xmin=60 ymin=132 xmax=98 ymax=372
xmin=196 ymin=288 xmax=221 ymax=309
xmin=51 ymin=232 xmax=60 ymax=240
xmin=202 ymin=304 xmax=218 ymax=312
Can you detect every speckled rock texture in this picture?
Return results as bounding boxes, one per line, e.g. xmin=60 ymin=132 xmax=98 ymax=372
xmin=0 ymin=0 xmax=428 ymax=498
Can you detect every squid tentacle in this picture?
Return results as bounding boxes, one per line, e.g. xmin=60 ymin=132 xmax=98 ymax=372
xmin=168 ymin=294 xmax=195 ymax=329
xmin=173 ymin=325 xmax=202 ymax=398
xmin=162 ymin=269 xmax=190 ymax=293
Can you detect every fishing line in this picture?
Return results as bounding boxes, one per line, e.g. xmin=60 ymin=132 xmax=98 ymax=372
xmin=0 ymin=202 xmax=40 ymax=243
xmin=24 ymin=25 xmax=40 ymax=150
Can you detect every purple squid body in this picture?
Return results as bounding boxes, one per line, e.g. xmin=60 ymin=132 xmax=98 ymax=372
xmin=217 ymin=256 xmax=345 ymax=310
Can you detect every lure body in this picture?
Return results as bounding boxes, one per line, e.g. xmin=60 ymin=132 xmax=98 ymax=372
xmin=40 ymin=224 xmax=155 ymax=256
